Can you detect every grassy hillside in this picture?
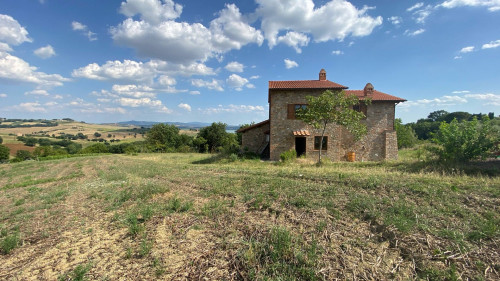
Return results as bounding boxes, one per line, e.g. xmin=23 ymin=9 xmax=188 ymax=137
xmin=0 ymin=154 xmax=499 ymax=280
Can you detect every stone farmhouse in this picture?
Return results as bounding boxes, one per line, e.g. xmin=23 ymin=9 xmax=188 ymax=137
xmin=237 ymin=69 xmax=406 ymax=161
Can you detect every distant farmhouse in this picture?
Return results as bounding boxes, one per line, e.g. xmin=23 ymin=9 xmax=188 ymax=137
xmin=237 ymin=69 xmax=406 ymax=161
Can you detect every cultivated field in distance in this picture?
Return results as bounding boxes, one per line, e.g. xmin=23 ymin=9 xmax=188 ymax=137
xmin=0 ymin=153 xmax=498 ymax=280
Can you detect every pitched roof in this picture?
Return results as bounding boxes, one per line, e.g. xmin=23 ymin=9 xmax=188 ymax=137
xmin=269 ymin=80 xmax=348 ymax=89
xmin=236 ymin=119 xmax=270 ymax=133
xmin=345 ymin=90 xmax=407 ymax=102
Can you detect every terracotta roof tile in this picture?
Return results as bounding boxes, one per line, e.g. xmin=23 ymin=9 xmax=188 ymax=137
xmin=269 ymin=80 xmax=348 ymax=89
xmin=345 ymin=90 xmax=407 ymax=102
xmin=293 ymin=130 xmax=310 ymax=136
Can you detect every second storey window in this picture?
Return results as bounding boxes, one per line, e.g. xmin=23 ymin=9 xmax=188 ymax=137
xmin=287 ymin=104 xmax=307 ymax=119
xmin=353 ymin=103 xmax=368 ymax=119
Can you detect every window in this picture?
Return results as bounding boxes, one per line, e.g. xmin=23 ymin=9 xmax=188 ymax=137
xmin=314 ymin=136 xmax=328 ymax=150
xmin=287 ymin=104 xmax=307 ymax=119
xmin=353 ymin=104 xmax=367 ymax=119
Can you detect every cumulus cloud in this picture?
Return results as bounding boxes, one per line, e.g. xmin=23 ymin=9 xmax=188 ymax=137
xmin=189 ymin=90 xmax=200 ymax=95
xmin=225 ymin=61 xmax=244 ymax=72
xmin=465 ymin=93 xmax=500 ymax=106
xmin=256 ymin=0 xmax=382 ymax=49
xmin=0 ymin=93 xmax=7 ymax=98
xmin=226 ymin=74 xmax=253 ymax=91
xmin=158 ymin=75 xmax=176 ymax=86
xmin=404 ymin=29 xmax=425 ymax=36
xmin=34 ymin=45 xmax=56 ymax=59
xmin=0 ymin=14 xmax=32 ymax=47
xmin=72 ymin=21 xmax=97 ymax=41
xmin=178 ymin=103 xmax=191 ymax=111
xmin=0 ymin=51 xmax=69 ymax=87
xmin=201 ymin=104 xmax=265 ymax=114
xmin=276 ymin=31 xmax=310 ymax=53
xmin=284 ymin=59 xmax=298 ymax=69
xmin=482 ymin=39 xmax=500 ymax=49
xmin=459 ymin=46 xmax=475 ymax=53
xmin=332 ymin=50 xmax=344 ymax=55
xmin=399 ymin=95 xmax=468 ymax=109
xmin=15 ymin=102 xmax=46 ymax=113
xmin=25 ymin=89 xmax=50 ymax=96
xmin=112 ymin=2 xmax=263 ymax=64
xmin=191 ymin=78 xmax=224 ymax=91
xmin=72 ymin=60 xmax=156 ymax=83
xmin=440 ymin=0 xmax=500 ymax=11
xmin=111 ymin=84 xmax=156 ymax=98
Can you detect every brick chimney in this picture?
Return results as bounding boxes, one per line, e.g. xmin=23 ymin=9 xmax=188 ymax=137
xmin=319 ymin=69 xmax=326 ymax=81
xmin=364 ymin=83 xmax=374 ymax=97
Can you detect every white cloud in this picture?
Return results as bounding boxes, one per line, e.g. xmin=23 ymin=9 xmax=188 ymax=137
xmin=226 ymin=74 xmax=253 ymax=91
xmin=0 ymin=51 xmax=69 ymax=87
xmin=0 ymin=42 xmax=13 ymax=52
xmin=112 ymin=2 xmax=263 ymax=64
xmin=44 ymin=101 xmax=58 ymax=106
xmin=387 ymin=16 xmax=402 ymax=25
xmin=158 ymin=75 xmax=176 ymax=86
xmin=465 ymin=93 xmax=500 ymax=106
xmin=71 ymin=21 xmax=97 ymax=41
xmin=119 ymin=0 xmax=182 ymax=24
xmin=178 ymin=103 xmax=191 ymax=111
xmin=191 ymin=78 xmax=224 ymax=91
xmin=332 ymin=50 xmax=344 ymax=55
xmin=459 ymin=46 xmax=475 ymax=53
xmin=189 ymin=90 xmax=200 ymax=95
xmin=250 ymin=75 xmax=260 ymax=79
xmin=72 ymin=60 xmax=155 ymax=83
xmin=482 ymin=39 xmax=500 ymax=49
xmin=53 ymin=94 xmax=63 ymax=99
xmin=0 ymin=93 xmax=7 ymax=98
xmin=34 ymin=45 xmax=56 ymax=59
xmin=452 ymin=90 xmax=470 ymax=94
xmin=276 ymin=31 xmax=310 ymax=53
xmin=225 ymin=61 xmax=244 ymax=72
xmin=412 ymin=5 xmax=434 ymax=23
xmin=0 ymin=14 xmax=32 ymax=47
xmin=25 ymin=89 xmax=49 ymax=96
xmin=117 ymin=97 xmax=162 ymax=107
xmin=440 ymin=0 xmax=500 ymax=12
xmin=399 ymin=95 xmax=468 ymax=109
xmin=284 ymin=59 xmax=298 ymax=69
xmin=404 ymin=29 xmax=425 ymax=36
xmin=16 ymin=102 xmax=46 ymax=113
xmin=454 ymin=55 xmax=462 ymax=59
xmin=111 ymin=84 xmax=156 ymax=98
xmin=201 ymin=104 xmax=265 ymax=114
xmin=256 ymin=0 xmax=382 ymax=50
xmin=407 ymin=3 xmax=424 ymax=12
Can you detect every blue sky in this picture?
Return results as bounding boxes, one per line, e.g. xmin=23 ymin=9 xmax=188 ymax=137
xmin=0 ymin=0 xmax=499 ymax=125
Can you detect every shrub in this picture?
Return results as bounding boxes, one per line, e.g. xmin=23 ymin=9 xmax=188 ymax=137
xmin=81 ymin=143 xmax=109 ymax=154
xmin=280 ymin=149 xmax=297 ymax=163
xmin=0 ymin=136 xmax=3 ymax=144
xmin=1 ymin=233 xmax=19 ymax=254
xmin=0 ymin=144 xmax=9 ymax=163
xmin=430 ymin=117 xmax=497 ymax=162
xmin=15 ymin=150 xmax=33 ymax=161
xmin=395 ymin=118 xmax=418 ymax=149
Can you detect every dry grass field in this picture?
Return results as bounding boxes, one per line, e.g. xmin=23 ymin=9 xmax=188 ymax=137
xmin=0 ymin=153 xmax=499 ymax=280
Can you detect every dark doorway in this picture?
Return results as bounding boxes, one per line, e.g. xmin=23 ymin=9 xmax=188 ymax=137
xmin=295 ymin=137 xmax=306 ymax=157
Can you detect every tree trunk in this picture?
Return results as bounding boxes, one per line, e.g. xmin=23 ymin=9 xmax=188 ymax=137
xmin=318 ymin=121 xmax=327 ymax=165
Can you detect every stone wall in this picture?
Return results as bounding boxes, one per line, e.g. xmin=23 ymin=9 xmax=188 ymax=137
xmin=269 ymin=90 xmax=398 ymax=161
xmin=241 ymin=122 xmax=270 ymax=154
xmin=384 ymin=130 xmax=398 ymax=160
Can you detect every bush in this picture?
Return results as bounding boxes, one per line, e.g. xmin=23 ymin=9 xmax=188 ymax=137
xmin=0 ymin=136 xmax=3 ymax=144
xmin=395 ymin=118 xmax=417 ymax=149
xmin=280 ymin=149 xmax=297 ymax=162
xmin=16 ymin=150 xmax=33 ymax=161
xmin=81 ymin=143 xmax=109 ymax=154
xmin=0 ymin=144 xmax=9 ymax=163
xmin=430 ymin=117 xmax=497 ymax=162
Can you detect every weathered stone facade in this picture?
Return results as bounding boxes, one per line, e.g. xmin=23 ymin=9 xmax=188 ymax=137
xmin=238 ymin=70 xmax=406 ymax=161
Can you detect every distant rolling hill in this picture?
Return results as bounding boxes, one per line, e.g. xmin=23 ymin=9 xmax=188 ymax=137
xmin=113 ymin=121 xmax=240 ymax=130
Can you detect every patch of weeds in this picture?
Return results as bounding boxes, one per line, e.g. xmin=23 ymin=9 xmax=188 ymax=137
xmin=125 ymin=212 xmax=144 ymax=237
xmin=1 ymin=233 xmax=19 ymax=254
xmin=14 ymin=198 xmax=25 ymax=206
xmin=346 ymin=194 xmax=378 ymax=221
xmin=362 ymin=176 xmax=382 ymax=189
xmin=290 ymin=196 xmax=309 ymax=209
xmin=200 ymin=199 xmax=227 ymax=218
xmin=41 ymin=188 xmax=68 ymax=205
xmin=125 ymin=247 xmax=133 ymax=259
xmin=316 ymin=220 xmax=327 ymax=233
xmin=417 ymin=263 xmax=459 ymax=281
xmin=237 ymin=226 xmax=320 ymax=280
xmin=467 ymin=212 xmax=499 ymax=241
xmin=165 ymin=197 xmax=193 ymax=213
xmin=384 ymin=200 xmax=417 ymax=233
xmin=136 ymin=182 xmax=169 ymax=200
xmin=138 ymin=237 xmax=153 ymax=258
xmin=58 ymin=261 xmax=93 ymax=281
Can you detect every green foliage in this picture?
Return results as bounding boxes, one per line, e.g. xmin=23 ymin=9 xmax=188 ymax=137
xmin=430 ymin=117 xmax=497 ymax=162
xmin=15 ymin=150 xmax=33 ymax=161
xmin=24 ymin=137 xmax=37 ymax=147
xmin=81 ymin=143 xmax=109 ymax=154
xmin=146 ymin=123 xmax=181 ymax=152
xmin=0 ymin=135 xmax=3 ymax=144
xmin=296 ymin=90 xmax=369 ymax=164
xmin=0 ymin=144 xmax=9 ymax=163
xmin=93 ymin=132 xmax=101 ymax=138
xmin=395 ymin=118 xmax=418 ymax=149
xmin=197 ymin=122 xmax=237 ymax=153
xmin=1 ymin=233 xmax=19 ymax=254
xmin=280 ymin=149 xmax=297 ymax=163
xmin=58 ymin=262 xmax=93 ymax=281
